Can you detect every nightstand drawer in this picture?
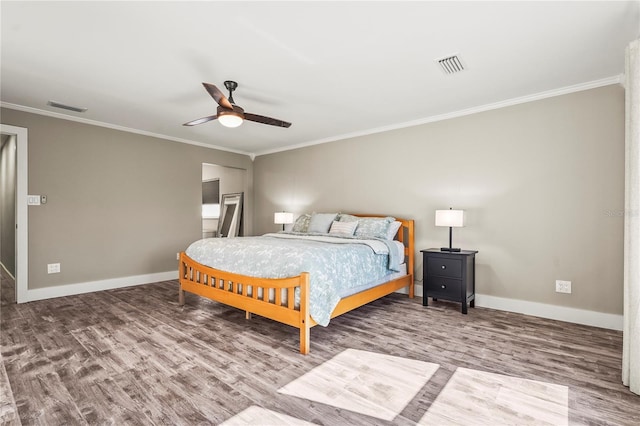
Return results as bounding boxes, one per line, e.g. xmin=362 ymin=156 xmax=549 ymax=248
xmin=426 ymin=257 xmax=462 ymax=278
xmin=426 ymin=277 xmax=462 ymax=299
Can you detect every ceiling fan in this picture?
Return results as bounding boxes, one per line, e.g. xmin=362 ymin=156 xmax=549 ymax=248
xmin=183 ymin=81 xmax=292 ymax=129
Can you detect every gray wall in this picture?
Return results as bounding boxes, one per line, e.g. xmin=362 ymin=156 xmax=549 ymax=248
xmin=253 ymin=85 xmax=625 ymax=315
xmin=0 ymin=134 xmax=17 ymax=276
xmin=0 ymin=107 xmax=253 ymax=289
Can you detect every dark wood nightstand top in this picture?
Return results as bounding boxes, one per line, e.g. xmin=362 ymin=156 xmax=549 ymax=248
xmin=421 ymin=248 xmax=478 ymax=255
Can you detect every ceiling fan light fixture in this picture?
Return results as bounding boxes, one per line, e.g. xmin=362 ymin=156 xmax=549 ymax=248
xmin=218 ymin=111 xmax=244 ymax=128
xmin=217 ymin=105 xmax=245 ymax=128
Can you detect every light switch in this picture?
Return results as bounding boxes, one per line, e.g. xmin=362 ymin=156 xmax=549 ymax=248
xmin=47 ymin=263 xmax=60 ymax=274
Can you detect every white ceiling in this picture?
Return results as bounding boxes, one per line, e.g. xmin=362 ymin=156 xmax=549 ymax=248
xmin=1 ymin=1 xmax=639 ymax=157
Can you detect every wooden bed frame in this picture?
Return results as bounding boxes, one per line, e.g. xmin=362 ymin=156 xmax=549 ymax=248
xmin=178 ymin=215 xmax=414 ymax=354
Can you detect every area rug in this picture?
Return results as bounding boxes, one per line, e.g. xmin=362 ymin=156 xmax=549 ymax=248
xmin=278 ymin=348 xmax=439 ymax=421
xmin=220 ymin=406 xmax=315 ymax=426
xmin=419 ymin=367 xmax=569 ymax=425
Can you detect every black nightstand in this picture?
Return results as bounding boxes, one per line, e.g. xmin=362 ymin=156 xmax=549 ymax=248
xmin=421 ymin=249 xmax=478 ymax=314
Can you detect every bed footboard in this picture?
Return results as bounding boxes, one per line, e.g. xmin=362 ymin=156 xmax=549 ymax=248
xmin=179 ymin=252 xmax=311 ymax=354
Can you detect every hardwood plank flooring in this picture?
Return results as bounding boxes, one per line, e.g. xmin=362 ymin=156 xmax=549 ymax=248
xmin=1 ymin=268 xmax=638 ymax=425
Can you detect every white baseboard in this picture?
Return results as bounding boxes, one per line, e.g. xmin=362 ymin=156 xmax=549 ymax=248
xmin=398 ymin=283 xmax=623 ymax=331
xmin=25 ymin=271 xmax=179 ymax=302
xmin=23 ymin=275 xmax=624 ymax=331
xmin=474 ymin=294 xmax=623 ymax=331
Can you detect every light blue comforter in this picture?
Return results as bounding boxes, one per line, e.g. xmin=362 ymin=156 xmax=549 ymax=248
xmin=185 ymin=233 xmax=398 ymax=326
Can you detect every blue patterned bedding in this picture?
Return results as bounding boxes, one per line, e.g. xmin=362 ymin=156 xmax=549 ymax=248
xmin=185 ymin=233 xmax=403 ymax=326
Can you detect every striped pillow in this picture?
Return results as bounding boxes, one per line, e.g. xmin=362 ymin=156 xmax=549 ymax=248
xmin=329 ymin=220 xmax=358 ymax=236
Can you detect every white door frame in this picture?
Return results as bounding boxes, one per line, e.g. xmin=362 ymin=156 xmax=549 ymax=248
xmin=1 ymin=124 xmax=28 ymax=303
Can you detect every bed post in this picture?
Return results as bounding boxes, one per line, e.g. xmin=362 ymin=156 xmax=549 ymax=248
xmin=407 ymin=220 xmax=415 ymax=299
xmin=299 ymin=272 xmax=311 ymax=355
xmin=178 ymin=253 xmax=185 ymax=306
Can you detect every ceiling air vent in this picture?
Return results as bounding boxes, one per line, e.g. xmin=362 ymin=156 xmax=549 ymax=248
xmin=47 ymin=100 xmax=88 ymax=113
xmin=436 ymin=55 xmax=465 ymax=75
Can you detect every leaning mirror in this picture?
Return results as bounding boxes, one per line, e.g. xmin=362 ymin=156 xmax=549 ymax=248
xmin=217 ymin=192 xmax=243 ymax=237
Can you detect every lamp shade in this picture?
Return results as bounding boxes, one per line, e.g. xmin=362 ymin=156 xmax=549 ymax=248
xmin=435 ymin=209 xmax=464 ymax=227
xmin=274 ymin=212 xmax=294 ymax=225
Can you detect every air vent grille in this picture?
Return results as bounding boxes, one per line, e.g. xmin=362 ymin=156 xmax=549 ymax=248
xmin=47 ymin=100 xmax=87 ymax=113
xmin=437 ymin=55 xmax=465 ymax=75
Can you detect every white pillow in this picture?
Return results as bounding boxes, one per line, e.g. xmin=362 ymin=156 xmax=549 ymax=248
xmin=329 ymin=220 xmax=358 ymax=236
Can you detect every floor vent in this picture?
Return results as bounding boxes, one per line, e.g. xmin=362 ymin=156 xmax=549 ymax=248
xmin=47 ymin=100 xmax=88 ymax=113
xmin=436 ymin=55 xmax=465 ymax=75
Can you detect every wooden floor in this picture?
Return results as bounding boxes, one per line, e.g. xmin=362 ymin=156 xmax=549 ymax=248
xmin=1 ymin=268 xmax=638 ymax=425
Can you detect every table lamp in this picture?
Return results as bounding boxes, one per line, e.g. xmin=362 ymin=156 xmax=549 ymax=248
xmin=274 ymin=212 xmax=294 ymax=231
xmin=435 ymin=208 xmax=465 ymax=252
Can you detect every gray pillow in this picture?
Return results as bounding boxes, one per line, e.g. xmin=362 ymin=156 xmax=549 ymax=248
xmin=291 ymin=214 xmax=311 ymax=232
xmin=354 ymin=216 xmax=395 ymax=239
xmin=307 ymin=212 xmax=338 ymax=233
xmin=386 ymin=221 xmax=402 ymax=240
xmin=338 ymin=213 xmax=359 ymax=223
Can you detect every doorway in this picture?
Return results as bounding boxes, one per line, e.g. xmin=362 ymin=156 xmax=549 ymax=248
xmin=202 ymin=163 xmax=247 ymax=238
xmin=0 ymin=124 xmax=28 ymax=303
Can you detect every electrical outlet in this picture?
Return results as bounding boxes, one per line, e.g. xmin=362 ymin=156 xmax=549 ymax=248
xmin=555 ymin=280 xmax=571 ymax=294
xmin=176 ymin=252 xmax=180 ymax=261
xmin=47 ymin=263 xmax=60 ymax=274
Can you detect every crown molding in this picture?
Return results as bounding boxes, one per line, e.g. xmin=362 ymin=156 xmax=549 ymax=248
xmin=254 ymin=75 xmax=623 ymax=157
xmin=2 ymin=74 xmax=622 ymax=159
xmin=0 ymin=102 xmax=252 ymax=157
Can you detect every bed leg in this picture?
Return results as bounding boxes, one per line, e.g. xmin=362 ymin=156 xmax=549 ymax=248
xmin=299 ymin=272 xmax=311 ymax=355
xmin=300 ymin=323 xmax=310 ymax=355
xmin=245 ymin=311 xmax=252 ymax=320
xmin=178 ymin=286 xmax=185 ymax=306
xmin=409 ymin=276 xmax=415 ymax=299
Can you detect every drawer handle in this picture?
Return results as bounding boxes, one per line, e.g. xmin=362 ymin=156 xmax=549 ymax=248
xmin=441 ymin=265 xmax=446 ymax=270
xmin=441 ymin=284 xmax=446 ymax=289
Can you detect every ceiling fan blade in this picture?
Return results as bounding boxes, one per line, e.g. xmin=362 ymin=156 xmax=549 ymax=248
xmin=183 ymin=115 xmax=218 ymax=126
xmin=244 ymin=113 xmax=292 ymax=128
xmin=202 ymin=83 xmax=233 ymax=110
